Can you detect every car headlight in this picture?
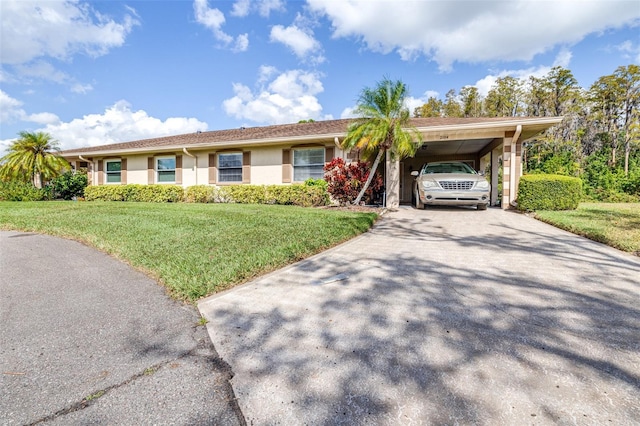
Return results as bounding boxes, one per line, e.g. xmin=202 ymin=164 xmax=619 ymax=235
xmin=475 ymin=180 xmax=490 ymax=189
xmin=422 ymin=180 xmax=438 ymax=189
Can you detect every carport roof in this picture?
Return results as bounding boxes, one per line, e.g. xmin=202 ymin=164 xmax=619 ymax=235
xmin=61 ymin=116 xmax=562 ymax=157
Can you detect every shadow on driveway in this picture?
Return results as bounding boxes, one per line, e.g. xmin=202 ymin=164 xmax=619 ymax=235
xmin=199 ymin=207 xmax=640 ymax=425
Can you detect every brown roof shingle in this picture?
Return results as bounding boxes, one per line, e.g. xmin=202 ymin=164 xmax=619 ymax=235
xmin=61 ymin=116 xmax=549 ymax=155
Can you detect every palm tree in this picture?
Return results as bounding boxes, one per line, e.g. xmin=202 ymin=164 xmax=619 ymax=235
xmin=0 ymin=131 xmax=69 ymax=188
xmin=342 ymin=77 xmax=423 ymax=205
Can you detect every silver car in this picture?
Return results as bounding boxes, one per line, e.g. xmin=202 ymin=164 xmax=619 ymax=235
xmin=411 ymin=161 xmax=490 ymax=210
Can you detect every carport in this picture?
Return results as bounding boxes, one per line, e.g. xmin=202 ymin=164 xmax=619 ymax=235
xmin=385 ymin=117 xmax=563 ymax=209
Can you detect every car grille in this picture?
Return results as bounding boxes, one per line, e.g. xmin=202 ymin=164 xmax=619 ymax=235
xmin=438 ymin=180 xmax=474 ymax=190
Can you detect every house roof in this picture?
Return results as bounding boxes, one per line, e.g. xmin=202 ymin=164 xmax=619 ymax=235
xmin=61 ymin=116 xmax=562 ymax=157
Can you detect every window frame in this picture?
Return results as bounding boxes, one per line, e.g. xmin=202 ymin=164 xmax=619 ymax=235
xmin=156 ymin=156 xmax=176 ymax=184
xmin=217 ymin=152 xmax=244 ymax=183
xmin=104 ymin=159 xmax=122 ymax=184
xmin=292 ymin=147 xmax=325 ymax=182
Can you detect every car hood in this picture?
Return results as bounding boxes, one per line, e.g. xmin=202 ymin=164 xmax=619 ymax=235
xmin=417 ymin=173 xmax=484 ymax=181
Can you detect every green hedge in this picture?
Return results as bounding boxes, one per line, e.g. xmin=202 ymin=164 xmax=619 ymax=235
xmin=0 ymin=182 xmax=52 ymax=201
xmin=517 ymin=174 xmax=582 ymax=211
xmin=84 ymin=184 xmax=184 ymax=202
xmin=86 ymin=183 xmax=329 ymax=207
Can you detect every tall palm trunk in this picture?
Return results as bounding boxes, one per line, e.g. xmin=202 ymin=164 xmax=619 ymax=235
xmin=353 ymin=148 xmax=385 ymax=206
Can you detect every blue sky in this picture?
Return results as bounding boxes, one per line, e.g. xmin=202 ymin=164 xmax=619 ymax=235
xmin=1 ymin=0 xmax=639 ymax=151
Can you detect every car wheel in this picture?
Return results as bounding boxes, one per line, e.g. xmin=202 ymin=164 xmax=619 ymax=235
xmin=415 ymin=190 xmax=424 ymax=209
xmin=477 ymin=203 xmax=487 ymax=210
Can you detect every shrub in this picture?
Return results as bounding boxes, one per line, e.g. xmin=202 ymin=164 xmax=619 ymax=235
xmin=621 ymin=170 xmax=640 ymax=196
xmin=219 ymin=185 xmax=267 ymax=204
xmin=216 ymin=184 xmax=328 ymax=207
xmin=265 ymin=185 xmax=329 ymax=207
xmin=517 ymin=174 xmax=582 ymax=211
xmin=323 ymin=158 xmax=383 ymax=205
xmin=84 ymin=184 xmax=183 ymax=202
xmin=184 ymin=185 xmax=218 ymax=203
xmin=304 ymin=178 xmax=328 ymax=189
xmin=84 ymin=183 xmax=329 ymax=207
xmin=50 ymin=170 xmax=88 ymax=200
xmin=0 ymin=181 xmax=51 ymax=201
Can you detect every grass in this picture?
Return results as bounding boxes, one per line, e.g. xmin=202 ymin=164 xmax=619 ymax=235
xmin=534 ymin=203 xmax=640 ymax=254
xmin=0 ymin=202 xmax=378 ymax=301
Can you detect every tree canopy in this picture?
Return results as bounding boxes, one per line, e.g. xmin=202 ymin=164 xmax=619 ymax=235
xmin=411 ymin=64 xmax=640 ymax=200
xmin=0 ymin=131 xmax=69 ymax=188
xmin=342 ymin=77 xmax=423 ymax=205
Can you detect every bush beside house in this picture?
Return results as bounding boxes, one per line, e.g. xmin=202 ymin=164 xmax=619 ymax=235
xmin=0 ymin=181 xmax=52 ymax=201
xmin=518 ymin=174 xmax=582 ymax=211
xmin=85 ymin=182 xmax=329 ymax=207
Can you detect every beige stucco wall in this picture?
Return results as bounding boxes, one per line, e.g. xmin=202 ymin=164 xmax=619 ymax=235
xmin=90 ymin=145 xmax=345 ymax=188
xmin=126 ymin=155 xmax=149 ymax=185
xmin=180 ymin=154 xmax=197 ymax=187
xmin=249 ymin=147 xmax=286 ymax=185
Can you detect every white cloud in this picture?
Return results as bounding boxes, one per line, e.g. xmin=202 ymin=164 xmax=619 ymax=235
xmin=27 ymin=112 xmax=60 ymax=125
xmin=15 ymin=60 xmax=70 ymax=84
xmin=0 ymin=90 xmax=26 ymax=123
xmin=615 ymin=40 xmax=640 ymax=63
xmin=231 ymin=0 xmax=285 ymax=17
xmin=230 ymin=0 xmax=251 ymax=17
xmin=3 ymin=60 xmax=94 ymax=93
xmin=194 ymin=0 xmax=249 ymax=52
xmin=404 ymin=96 xmax=428 ymax=114
xmin=270 ymin=24 xmax=324 ymax=63
xmin=306 ymin=0 xmax=640 ymax=70
xmin=30 ymin=100 xmax=208 ymax=150
xmin=222 ymin=69 xmax=332 ymax=124
xmin=234 ymin=34 xmax=250 ymax=52
xmin=257 ymin=0 xmax=285 ymax=17
xmin=0 ymin=91 xmax=64 ymax=154
xmin=71 ymin=83 xmax=94 ymax=94
xmin=469 ymin=49 xmax=575 ymax=97
xmin=0 ymin=0 xmax=139 ymax=65
xmin=340 ymin=106 xmax=357 ymax=119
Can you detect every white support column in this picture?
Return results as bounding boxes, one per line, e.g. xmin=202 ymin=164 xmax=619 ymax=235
xmin=491 ymin=146 xmax=501 ymax=207
xmin=502 ymin=138 xmax=512 ymax=209
xmin=502 ymin=125 xmax=522 ymax=209
xmin=509 ymin=138 xmax=517 ymax=205
xmin=385 ymin=150 xmax=400 ymax=210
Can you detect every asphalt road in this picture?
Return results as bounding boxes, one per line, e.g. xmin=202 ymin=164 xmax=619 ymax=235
xmin=0 ymin=231 xmax=245 ymax=425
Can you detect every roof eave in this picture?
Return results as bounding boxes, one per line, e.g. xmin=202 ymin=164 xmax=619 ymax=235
xmin=62 ymin=132 xmax=346 ymax=157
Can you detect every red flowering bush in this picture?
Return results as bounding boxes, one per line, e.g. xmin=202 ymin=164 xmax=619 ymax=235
xmin=323 ymin=158 xmax=384 ymax=205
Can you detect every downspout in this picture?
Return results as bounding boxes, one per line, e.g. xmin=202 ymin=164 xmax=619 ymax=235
xmin=509 ymin=125 xmax=522 ymax=208
xmin=334 ymin=137 xmax=344 ymax=159
xmin=78 ymin=155 xmax=93 ymax=184
xmin=182 ymin=147 xmax=197 ymax=185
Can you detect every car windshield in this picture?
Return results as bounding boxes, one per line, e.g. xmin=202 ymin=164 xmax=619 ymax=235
xmin=422 ymin=162 xmax=476 ymax=174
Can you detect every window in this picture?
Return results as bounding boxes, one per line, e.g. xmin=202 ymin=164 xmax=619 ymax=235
xmin=156 ymin=156 xmax=176 ymax=183
xmin=293 ymin=148 xmax=325 ymax=181
xmin=105 ymin=160 xmax=122 ymax=183
xmin=218 ymin=153 xmax=243 ymax=183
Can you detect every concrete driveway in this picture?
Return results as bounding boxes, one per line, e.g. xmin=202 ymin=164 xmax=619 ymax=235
xmin=199 ymin=206 xmax=640 ymax=425
xmin=0 ymin=231 xmax=244 ymax=425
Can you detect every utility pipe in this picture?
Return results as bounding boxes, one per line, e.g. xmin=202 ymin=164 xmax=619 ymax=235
xmin=77 ymin=155 xmax=93 ymax=182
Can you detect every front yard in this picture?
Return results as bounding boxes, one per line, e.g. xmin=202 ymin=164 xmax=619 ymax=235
xmin=2 ymin=201 xmax=637 ymax=303
xmin=534 ymin=203 xmax=640 ymax=254
xmin=0 ymin=202 xmax=378 ymax=301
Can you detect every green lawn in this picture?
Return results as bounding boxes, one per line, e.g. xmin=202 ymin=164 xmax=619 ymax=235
xmin=534 ymin=203 xmax=640 ymax=254
xmin=0 ymin=202 xmax=378 ymax=301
